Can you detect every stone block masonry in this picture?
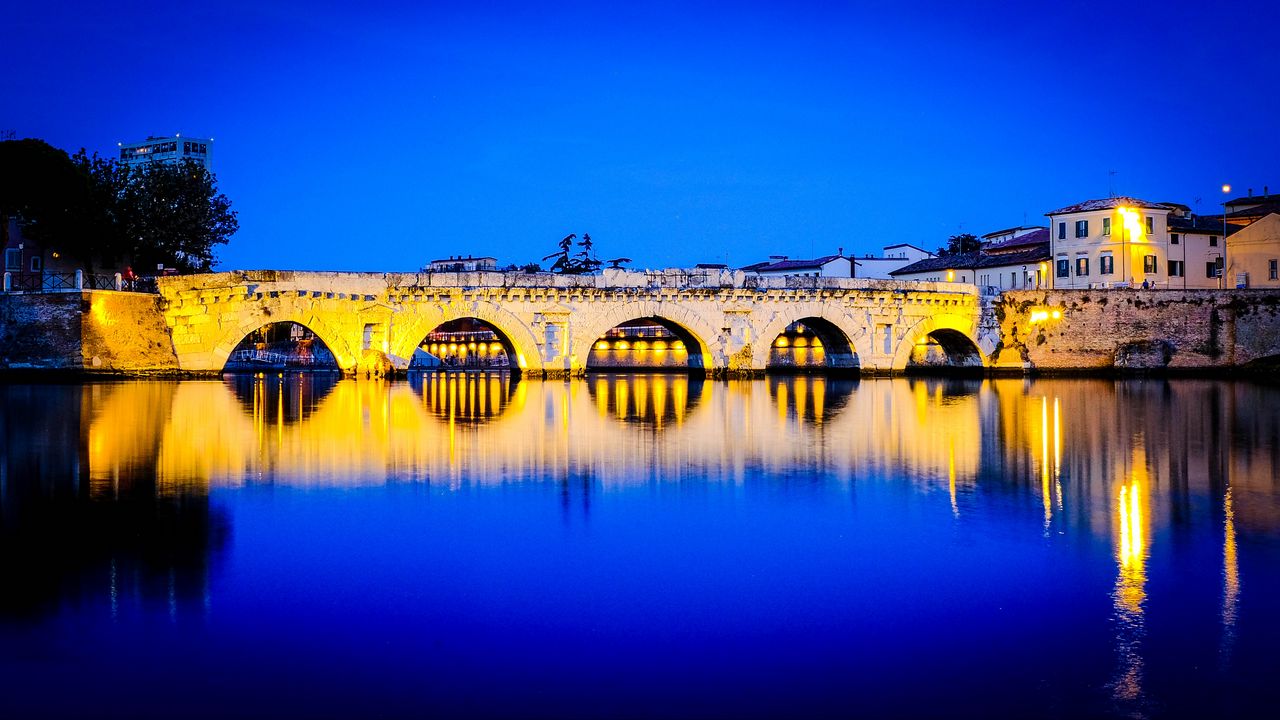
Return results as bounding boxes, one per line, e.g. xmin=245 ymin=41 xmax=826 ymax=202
xmin=1 ymin=291 xmax=179 ymax=373
xmin=5 ymin=275 xmax=1280 ymax=377
xmin=993 ymin=289 xmax=1280 ymax=371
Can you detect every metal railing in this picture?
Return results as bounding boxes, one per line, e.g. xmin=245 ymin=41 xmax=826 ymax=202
xmin=2 ymin=270 xmax=158 ymax=294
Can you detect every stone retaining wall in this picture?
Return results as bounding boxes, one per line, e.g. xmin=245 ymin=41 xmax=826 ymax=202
xmin=994 ymin=289 xmax=1280 ymax=371
xmin=0 ymin=292 xmax=178 ymax=373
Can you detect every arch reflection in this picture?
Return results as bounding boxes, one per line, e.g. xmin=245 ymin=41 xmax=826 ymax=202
xmin=224 ymin=372 xmax=340 ymax=425
xmin=766 ymin=375 xmax=857 ymax=424
xmin=586 ymin=373 xmax=703 ymax=427
xmin=408 ymin=370 xmax=522 ymax=425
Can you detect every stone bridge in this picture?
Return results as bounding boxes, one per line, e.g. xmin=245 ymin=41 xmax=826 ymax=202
xmin=155 ymin=269 xmax=998 ymax=376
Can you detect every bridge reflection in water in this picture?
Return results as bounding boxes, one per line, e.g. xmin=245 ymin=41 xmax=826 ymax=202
xmin=3 ymin=376 xmax=1279 ymax=716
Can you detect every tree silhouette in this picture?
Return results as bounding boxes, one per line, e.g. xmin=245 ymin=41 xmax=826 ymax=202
xmin=542 ymin=232 xmax=603 ymax=274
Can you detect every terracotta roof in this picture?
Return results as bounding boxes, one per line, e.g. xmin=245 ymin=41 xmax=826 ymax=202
xmin=747 ymin=254 xmax=844 ymax=271
xmin=1226 ymin=203 xmax=1280 ymax=221
xmin=1168 ymin=215 xmax=1240 ymax=236
xmin=890 ymin=243 xmax=1050 ymax=276
xmin=1225 ymin=193 xmax=1280 ymax=207
xmin=980 ymin=225 xmax=1046 ymax=240
xmin=984 ymin=227 xmax=1050 ymax=252
xmin=742 ymin=255 xmax=846 ymax=272
xmin=1046 ymin=197 xmax=1171 ymax=216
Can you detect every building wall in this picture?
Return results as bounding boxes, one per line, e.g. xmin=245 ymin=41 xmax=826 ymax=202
xmin=1050 ymin=207 xmax=1170 ymax=289
xmin=1169 ymin=229 xmax=1225 ymax=289
xmin=1226 ymin=214 xmax=1280 ymax=289
xmin=854 ymin=257 xmax=916 ymax=279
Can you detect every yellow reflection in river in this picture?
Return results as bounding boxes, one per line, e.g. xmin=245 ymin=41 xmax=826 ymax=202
xmin=1111 ymin=443 xmax=1150 ymax=705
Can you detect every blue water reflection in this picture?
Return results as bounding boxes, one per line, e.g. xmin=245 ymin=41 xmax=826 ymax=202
xmin=1 ymin=376 xmax=1278 ymax=718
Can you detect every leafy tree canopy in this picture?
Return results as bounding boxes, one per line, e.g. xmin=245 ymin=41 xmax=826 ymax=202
xmin=937 ymin=233 xmax=981 ymax=257
xmin=0 ymin=138 xmax=238 ymax=273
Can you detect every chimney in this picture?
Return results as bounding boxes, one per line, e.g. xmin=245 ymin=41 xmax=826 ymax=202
xmin=838 ymin=247 xmax=844 ymax=256
xmin=1248 ymin=188 xmax=1253 ymax=197
xmin=1266 ymin=185 xmax=1270 ymax=196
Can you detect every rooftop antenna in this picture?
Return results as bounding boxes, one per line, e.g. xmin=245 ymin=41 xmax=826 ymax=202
xmin=1108 ymin=170 xmax=1117 ymax=197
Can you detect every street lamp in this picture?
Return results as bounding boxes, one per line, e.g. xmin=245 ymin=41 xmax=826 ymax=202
xmin=1221 ymin=184 xmax=1231 ymax=289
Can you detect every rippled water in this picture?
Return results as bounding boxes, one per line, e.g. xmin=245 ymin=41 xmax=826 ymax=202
xmin=2 ymin=374 xmax=1278 ymax=718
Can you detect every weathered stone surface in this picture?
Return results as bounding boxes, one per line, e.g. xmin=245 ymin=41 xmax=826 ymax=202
xmin=151 ymin=271 xmax=987 ymax=376
xmin=1 ymin=291 xmax=179 ymax=372
xmin=9 ymin=278 xmax=1276 ymax=377
xmin=993 ymin=289 xmax=1280 ymax=371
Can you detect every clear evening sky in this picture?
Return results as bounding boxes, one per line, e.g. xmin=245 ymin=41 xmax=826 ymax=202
xmin=4 ymin=1 xmax=1277 ymax=271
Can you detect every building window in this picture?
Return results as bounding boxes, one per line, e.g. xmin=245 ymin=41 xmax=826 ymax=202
xmin=1143 ymin=255 xmax=1157 ymax=274
xmin=1145 ymin=216 xmax=1154 ymax=234
xmin=3 ymin=248 xmax=20 ymax=271
xmin=1056 ymin=259 xmax=1069 ymax=278
xmin=1168 ymin=260 xmax=1184 ymax=277
xmin=1171 ymin=233 xmax=1179 ymax=245
xmin=1010 ymin=271 xmax=1017 ymax=288
xmin=1075 ymin=220 xmax=1089 ymax=238
xmin=1058 ymin=222 xmax=1066 ymax=240
xmin=1103 ymin=217 xmax=1111 ymax=236
xmin=1270 ymin=259 xmax=1278 ymax=280
xmin=30 ymin=256 xmax=41 ymax=272
xmin=1209 ymin=235 xmax=1218 ymax=247
xmin=1206 ymin=261 xmax=1219 ymax=278
xmin=1100 ymin=255 xmax=1114 ymax=275
xmin=1076 ymin=257 xmax=1089 ymax=276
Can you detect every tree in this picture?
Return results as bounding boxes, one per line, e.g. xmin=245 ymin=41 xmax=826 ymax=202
xmin=118 ymin=158 xmax=238 ymax=272
xmin=0 ymin=139 xmax=95 ymax=258
xmin=0 ymin=138 xmax=238 ymax=273
xmin=937 ymin=233 xmax=981 ymax=257
xmin=542 ymin=232 xmax=603 ymax=274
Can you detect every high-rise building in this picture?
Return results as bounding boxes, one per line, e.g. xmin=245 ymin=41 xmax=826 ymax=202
xmin=118 ymin=134 xmax=212 ymax=168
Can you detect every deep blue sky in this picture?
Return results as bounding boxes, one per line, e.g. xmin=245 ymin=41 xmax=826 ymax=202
xmin=5 ymin=1 xmax=1277 ymax=271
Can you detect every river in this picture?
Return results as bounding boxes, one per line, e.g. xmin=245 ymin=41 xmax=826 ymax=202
xmin=1 ymin=374 xmax=1277 ymax=718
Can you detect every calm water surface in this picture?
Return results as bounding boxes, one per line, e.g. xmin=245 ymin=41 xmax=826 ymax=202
xmin=2 ymin=374 xmax=1279 ymax=718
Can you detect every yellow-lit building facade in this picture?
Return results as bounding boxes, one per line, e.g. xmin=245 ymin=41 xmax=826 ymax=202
xmin=1048 ymin=197 xmax=1183 ymax=289
xmin=1225 ymin=212 xmax=1280 ymax=288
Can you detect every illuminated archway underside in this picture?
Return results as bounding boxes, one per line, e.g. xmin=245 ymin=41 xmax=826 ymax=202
xmin=409 ymin=317 xmax=521 ymax=377
xmin=907 ymin=329 xmax=985 ymax=370
xmin=766 ymin=317 xmax=859 ymax=374
xmin=222 ymin=321 xmax=341 ymax=373
xmin=585 ymin=316 xmax=707 ymax=375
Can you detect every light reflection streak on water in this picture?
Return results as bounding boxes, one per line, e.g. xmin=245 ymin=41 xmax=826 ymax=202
xmin=1041 ymin=396 xmax=1051 ymax=531
xmin=1111 ymin=444 xmax=1149 ymax=707
xmin=1222 ymin=486 xmax=1239 ymax=659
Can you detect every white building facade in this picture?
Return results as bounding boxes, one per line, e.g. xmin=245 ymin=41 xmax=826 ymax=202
xmin=119 ymin=135 xmax=212 ymax=168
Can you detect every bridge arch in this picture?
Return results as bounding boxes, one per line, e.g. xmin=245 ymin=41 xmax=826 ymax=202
xmin=571 ymin=302 xmax=722 ymax=374
xmin=751 ymin=304 xmax=874 ymax=372
xmin=891 ymin=313 xmax=987 ymax=371
xmin=212 ymin=311 xmax=357 ymax=374
xmin=389 ymin=302 xmax=542 ymax=375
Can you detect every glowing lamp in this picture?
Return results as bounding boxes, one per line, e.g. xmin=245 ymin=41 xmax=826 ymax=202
xmin=774 ymin=337 xmax=790 ymax=347
xmin=946 ymin=270 xmax=955 ymax=282
xmin=1222 ymin=184 xmax=1232 ymax=194
xmin=595 ymin=340 xmax=610 ymax=351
